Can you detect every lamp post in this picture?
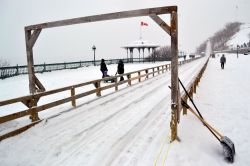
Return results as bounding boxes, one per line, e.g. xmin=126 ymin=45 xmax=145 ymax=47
xmin=237 ymin=45 xmax=240 ymax=58
xmin=92 ymin=45 xmax=96 ymax=66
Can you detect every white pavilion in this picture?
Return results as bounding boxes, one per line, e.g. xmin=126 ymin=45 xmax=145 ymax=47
xmin=122 ymin=39 xmax=160 ymax=63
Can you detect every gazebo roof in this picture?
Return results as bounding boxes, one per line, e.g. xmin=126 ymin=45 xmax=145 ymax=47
xmin=122 ymin=39 xmax=160 ymax=49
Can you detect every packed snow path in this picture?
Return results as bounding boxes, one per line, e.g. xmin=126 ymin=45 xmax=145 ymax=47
xmin=0 ymin=58 xmax=207 ymax=166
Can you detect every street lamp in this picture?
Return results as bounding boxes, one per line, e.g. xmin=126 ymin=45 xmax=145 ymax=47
xmin=237 ymin=45 xmax=240 ymax=58
xmin=92 ymin=45 xmax=96 ymax=66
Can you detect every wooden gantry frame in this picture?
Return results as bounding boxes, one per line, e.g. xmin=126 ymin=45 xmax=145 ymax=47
xmin=24 ymin=6 xmax=179 ymax=141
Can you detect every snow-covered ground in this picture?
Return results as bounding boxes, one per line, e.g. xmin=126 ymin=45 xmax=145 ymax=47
xmin=0 ymin=56 xmax=210 ymax=165
xmin=1 ymin=52 xmax=250 ymax=166
xmin=1 ymin=24 xmax=250 ymax=166
xmin=168 ymin=53 xmax=250 ymax=166
xmin=227 ymin=23 xmax=250 ymax=49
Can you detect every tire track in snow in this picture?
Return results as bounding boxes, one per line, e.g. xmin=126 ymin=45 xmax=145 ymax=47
xmin=2 ymin=58 xmax=207 ymax=166
xmin=52 ymin=73 xmax=172 ymax=165
xmin=52 ymin=58 xmax=207 ymax=166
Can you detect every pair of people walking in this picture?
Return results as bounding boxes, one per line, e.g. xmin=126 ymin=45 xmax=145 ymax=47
xmin=100 ymin=59 xmax=124 ymax=81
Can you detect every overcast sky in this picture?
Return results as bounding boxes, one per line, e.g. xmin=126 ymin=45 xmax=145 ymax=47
xmin=0 ymin=0 xmax=249 ymax=65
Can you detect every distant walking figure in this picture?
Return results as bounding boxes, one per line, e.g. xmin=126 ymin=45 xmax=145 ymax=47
xmin=220 ymin=54 xmax=226 ymax=69
xmin=116 ymin=60 xmax=124 ymax=81
xmin=100 ymin=59 xmax=108 ymax=78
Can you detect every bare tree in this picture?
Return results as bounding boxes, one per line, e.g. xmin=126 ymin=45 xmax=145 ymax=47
xmin=150 ymin=46 xmax=171 ymax=61
xmin=196 ymin=22 xmax=242 ymax=53
xmin=0 ymin=59 xmax=10 ymax=67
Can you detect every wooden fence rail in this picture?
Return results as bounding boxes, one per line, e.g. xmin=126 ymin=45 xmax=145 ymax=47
xmin=0 ymin=57 xmax=204 ymax=141
xmin=180 ymin=58 xmax=209 ymax=114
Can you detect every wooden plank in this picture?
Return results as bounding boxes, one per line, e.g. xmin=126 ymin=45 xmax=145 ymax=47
xmin=34 ymin=74 xmax=46 ymax=92
xmin=0 ymin=95 xmax=32 ymax=107
xmin=25 ymin=6 xmax=177 ymax=30
xmin=35 ymin=89 xmax=97 ymax=112
xmin=0 ymin=120 xmax=42 ymax=141
xmin=0 ymin=110 xmax=30 ymax=124
xmin=150 ymin=14 xmax=171 ymax=35
xmin=28 ymin=29 xmax=42 ymax=48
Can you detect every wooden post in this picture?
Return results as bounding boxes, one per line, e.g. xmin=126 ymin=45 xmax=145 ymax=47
xmin=95 ymin=81 xmax=101 ymax=96
xmin=127 ymin=74 xmax=131 ymax=86
xmin=170 ymin=10 xmax=178 ymax=142
xmin=115 ymin=78 xmax=118 ymax=91
xmin=138 ymin=72 xmax=141 ymax=82
xmin=153 ymin=68 xmax=155 ymax=77
xmin=71 ymin=87 xmax=76 ymax=107
xmin=193 ymin=82 xmax=197 ymax=93
xmin=183 ymin=97 xmax=188 ymax=115
xmin=29 ymin=98 xmax=40 ymax=122
xmin=25 ymin=30 xmax=36 ymax=94
xmin=25 ymin=28 xmax=45 ymax=94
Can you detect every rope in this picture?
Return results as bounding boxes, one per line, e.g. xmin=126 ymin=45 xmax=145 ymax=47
xmin=162 ymin=135 xmax=172 ymax=166
xmin=154 ymin=131 xmax=172 ymax=166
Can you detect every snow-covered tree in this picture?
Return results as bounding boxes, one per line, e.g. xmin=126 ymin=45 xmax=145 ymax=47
xmin=0 ymin=59 xmax=10 ymax=67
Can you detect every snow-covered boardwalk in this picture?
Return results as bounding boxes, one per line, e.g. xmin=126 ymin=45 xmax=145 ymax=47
xmin=1 ymin=54 xmax=249 ymax=166
xmin=0 ymin=57 xmax=207 ymax=165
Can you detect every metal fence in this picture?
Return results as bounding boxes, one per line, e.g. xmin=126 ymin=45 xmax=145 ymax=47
xmin=0 ymin=58 xmax=162 ymax=79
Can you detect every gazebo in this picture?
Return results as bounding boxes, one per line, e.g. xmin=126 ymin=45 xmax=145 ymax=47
xmin=122 ymin=39 xmax=160 ymax=62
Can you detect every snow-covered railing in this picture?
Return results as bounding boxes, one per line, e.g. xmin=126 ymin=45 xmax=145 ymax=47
xmin=0 ymin=57 xmax=202 ymax=141
xmin=179 ymin=58 xmax=209 ymax=114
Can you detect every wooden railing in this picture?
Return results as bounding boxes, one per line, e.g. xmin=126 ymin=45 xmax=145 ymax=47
xmin=0 ymin=57 xmax=204 ymax=141
xmin=180 ymin=58 xmax=209 ymax=114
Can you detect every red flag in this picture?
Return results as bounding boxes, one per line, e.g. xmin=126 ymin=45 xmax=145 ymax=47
xmin=141 ymin=21 xmax=148 ymax=26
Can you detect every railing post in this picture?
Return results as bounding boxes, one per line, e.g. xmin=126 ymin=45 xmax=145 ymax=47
xmin=95 ymin=81 xmax=101 ymax=96
xmin=153 ymin=68 xmax=155 ymax=77
xmin=146 ymin=69 xmax=148 ymax=79
xmin=29 ymin=98 xmax=40 ymax=122
xmin=43 ymin=63 xmax=46 ymax=72
xmin=127 ymin=74 xmax=131 ymax=86
xmin=183 ymin=97 xmax=188 ymax=115
xmin=16 ymin=65 xmax=19 ymax=75
xmin=138 ymin=72 xmax=141 ymax=82
xmin=157 ymin=67 xmax=160 ymax=74
xmin=115 ymin=78 xmax=118 ymax=91
xmin=71 ymin=87 xmax=76 ymax=107
xmin=193 ymin=83 xmax=196 ymax=94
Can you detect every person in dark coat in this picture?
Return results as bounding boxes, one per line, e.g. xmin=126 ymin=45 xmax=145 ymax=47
xmin=220 ymin=54 xmax=226 ymax=69
xmin=116 ymin=60 xmax=124 ymax=81
xmin=100 ymin=59 xmax=108 ymax=78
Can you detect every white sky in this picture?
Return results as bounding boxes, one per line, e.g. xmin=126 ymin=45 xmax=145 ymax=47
xmin=0 ymin=0 xmax=250 ymax=65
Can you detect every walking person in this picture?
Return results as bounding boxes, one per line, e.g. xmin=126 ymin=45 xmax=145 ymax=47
xmin=116 ymin=60 xmax=124 ymax=81
xmin=100 ymin=59 xmax=108 ymax=78
xmin=220 ymin=54 xmax=226 ymax=69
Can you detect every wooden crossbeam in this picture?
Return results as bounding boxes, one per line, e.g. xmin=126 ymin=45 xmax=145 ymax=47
xmin=25 ymin=6 xmax=177 ymax=30
xmin=28 ymin=29 xmax=42 ymax=48
xmin=150 ymin=14 xmax=171 ymax=36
